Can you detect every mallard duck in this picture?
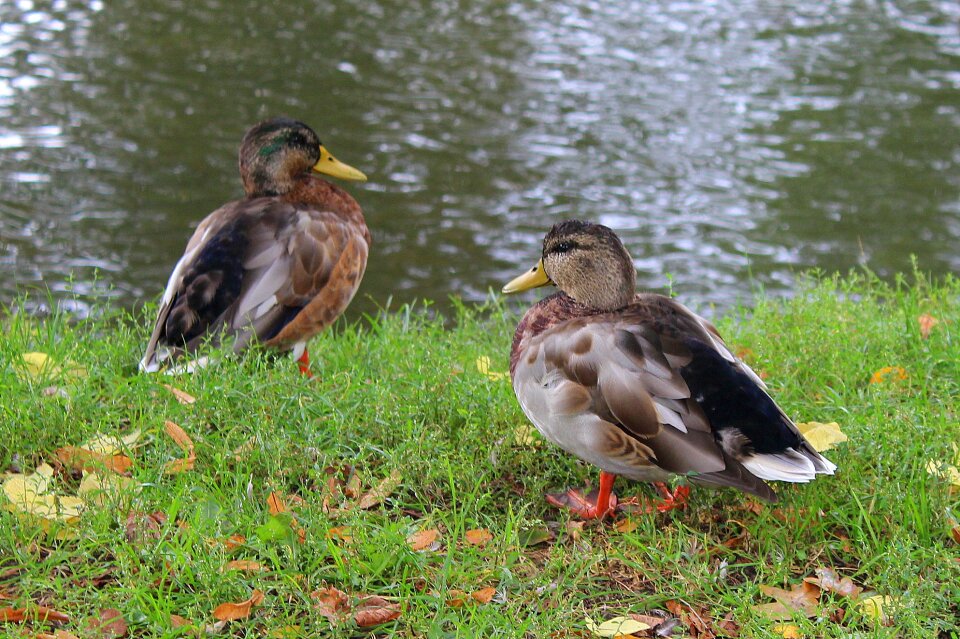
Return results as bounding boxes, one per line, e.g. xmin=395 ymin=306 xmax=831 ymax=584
xmin=140 ymin=117 xmax=369 ymax=375
xmin=502 ymin=220 xmax=835 ymax=519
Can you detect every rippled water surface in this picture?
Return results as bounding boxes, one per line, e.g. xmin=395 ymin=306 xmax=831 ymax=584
xmin=2 ymin=0 xmax=959 ymax=316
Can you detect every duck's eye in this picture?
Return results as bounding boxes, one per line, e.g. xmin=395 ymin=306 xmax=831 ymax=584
xmin=554 ymin=241 xmax=575 ymax=254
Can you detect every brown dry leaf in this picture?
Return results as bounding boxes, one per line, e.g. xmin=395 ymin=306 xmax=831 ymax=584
xmin=565 ymin=520 xmax=585 ymax=541
xmin=664 ymin=600 xmax=715 ymax=638
xmin=170 ymin=614 xmax=193 ymax=628
xmin=465 ymin=528 xmax=493 ymax=547
xmin=207 ymin=533 xmax=246 ymax=552
xmin=327 ymin=526 xmax=353 ymax=542
xmin=311 ymin=586 xmax=349 ymax=621
xmin=231 ymin=438 xmax=256 ymax=461
xmin=918 ymin=313 xmax=938 ymax=339
xmin=357 ymin=469 xmax=402 ymax=509
xmin=162 ymin=384 xmax=196 ymax=405
xmin=221 ymin=560 xmax=268 ymax=573
xmin=868 ymin=366 xmax=908 ymax=385
xmin=614 ymin=518 xmax=637 ymax=534
xmin=124 ymin=510 xmax=167 ymax=544
xmin=0 ymin=605 xmax=71 ymax=623
xmin=212 ymin=589 xmax=264 ymax=621
xmin=163 ymin=454 xmax=196 ymax=474
xmin=38 ymin=631 xmax=82 ymax=639
xmin=406 ymin=528 xmax=440 ymax=551
xmin=163 ymin=421 xmax=194 ymax=453
xmin=755 ymin=582 xmax=821 ymax=620
xmin=86 ymin=608 xmax=128 ymax=638
xmin=353 ymin=595 xmax=401 ymax=627
xmin=803 ymin=567 xmax=862 ymax=599
xmin=471 ymin=587 xmax=496 ymax=604
xmin=446 ymin=589 xmax=467 ymax=608
xmin=56 ymin=447 xmax=133 ymax=475
xmin=267 ymin=491 xmax=288 ymax=515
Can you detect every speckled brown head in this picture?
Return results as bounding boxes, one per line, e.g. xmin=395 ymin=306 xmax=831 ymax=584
xmin=238 ymin=117 xmax=366 ymax=197
xmin=503 ymin=220 xmax=637 ymax=311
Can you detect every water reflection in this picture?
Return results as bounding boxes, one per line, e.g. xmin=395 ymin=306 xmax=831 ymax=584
xmin=0 ymin=0 xmax=958 ymax=318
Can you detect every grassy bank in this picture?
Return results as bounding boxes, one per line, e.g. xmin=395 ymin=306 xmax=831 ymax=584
xmin=1 ymin=272 xmax=959 ymax=638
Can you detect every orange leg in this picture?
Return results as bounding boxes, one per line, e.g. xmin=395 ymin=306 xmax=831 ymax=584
xmin=296 ymin=347 xmax=314 ymax=378
xmin=648 ymin=482 xmax=690 ymax=513
xmin=545 ymin=471 xmax=618 ymax=520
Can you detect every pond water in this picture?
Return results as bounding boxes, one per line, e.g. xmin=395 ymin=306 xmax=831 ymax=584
xmin=2 ymin=0 xmax=959 ymax=317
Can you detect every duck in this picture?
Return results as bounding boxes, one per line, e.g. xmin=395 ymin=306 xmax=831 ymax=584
xmin=140 ymin=117 xmax=369 ymax=375
xmin=502 ymin=220 xmax=835 ymax=519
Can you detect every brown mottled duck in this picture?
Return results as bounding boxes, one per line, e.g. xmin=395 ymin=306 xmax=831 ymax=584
xmin=140 ymin=117 xmax=369 ymax=375
xmin=503 ymin=220 xmax=835 ymax=519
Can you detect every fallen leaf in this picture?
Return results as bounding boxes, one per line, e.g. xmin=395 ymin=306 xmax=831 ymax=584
xmin=170 ymin=614 xmax=194 ymax=628
xmin=212 ymin=589 xmax=264 ymax=621
xmin=585 ymin=615 xmax=651 ymax=637
xmin=163 ymin=421 xmax=194 ymax=453
xmin=208 ymin=533 xmax=246 ymax=551
xmin=772 ymin=623 xmax=802 ymax=638
xmin=465 ymin=528 xmax=493 ymax=547
xmin=267 ymin=491 xmax=288 ymax=515
xmin=795 ymin=422 xmax=848 ymax=453
xmin=357 ymin=469 xmax=402 ymax=509
xmin=78 ymin=472 xmax=135 ymax=508
xmin=918 ymin=313 xmax=938 ymax=339
xmin=475 ymin=356 xmax=507 ymax=381
xmin=81 ymin=430 xmax=144 ymax=456
xmin=926 ymin=444 xmax=960 ymax=486
xmin=352 ymin=596 xmax=400 ymax=627
xmin=124 ymin=510 xmax=167 ymax=544
xmin=163 ymin=455 xmax=196 ymax=474
xmin=446 ymin=590 xmax=467 ymax=608
xmin=162 ymin=384 xmax=196 ymax=404
xmin=512 ymin=424 xmax=541 ymax=446
xmin=869 ymin=366 xmax=908 ymax=385
xmin=221 ymin=560 xmax=268 ymax=573
xmin=947 ymin=510 xmax=960 ymax=544
xmin=614 ymin=518 xmax=637 ymax=534
xmin=311 ymin=586 xmax=349 ymax=621
xmin=518 ymin=525 xmax=554 ymax=547
xmin=86 ymin=608 xmax=128 ymax=638
xmin=565 ymin=520 xmax=585 ymax=540
xmin=406 ymin=528 xmax=440 ymax=551
xmin=2 ymin=464 xmax=84 ymax=523
xmin=0 ymin=605 xmax=71 ymax=623
xmin=327 ymin=526 xmax=353 ymax=542
xmin=57 ymin=447 xmax=133 ymax=475
xmin=17 ymin=352 xmax=87 ymax=381
xmin=755 ymin=582 xmax=821 ymax=620
xmin=858 ymin=594 xmax=892 ymax=625
xmin=38 ymin=631 xmax=82 ymax=639
xmin=803 ymin=567 xmax=862 ymax=599
xmin=471 ymin=587 xmax=496 ymax=604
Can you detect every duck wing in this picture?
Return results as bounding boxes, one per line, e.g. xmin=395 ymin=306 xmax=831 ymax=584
xmin=140 ymin=198 xmax=369 ymax=372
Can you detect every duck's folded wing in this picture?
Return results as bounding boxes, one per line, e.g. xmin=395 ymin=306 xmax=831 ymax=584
xmin=139 ymin=200 xmax=368 ymax=371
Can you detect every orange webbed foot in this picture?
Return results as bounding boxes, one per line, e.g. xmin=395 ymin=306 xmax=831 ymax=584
xmin=544 ymin=471 xmax=618 ymax=520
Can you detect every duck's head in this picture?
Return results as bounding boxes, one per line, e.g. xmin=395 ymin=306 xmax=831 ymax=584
xmin=238 ymin=117 xmax=367 ymax=197
xmin=502 ymin=220 xmax=636 ymax=311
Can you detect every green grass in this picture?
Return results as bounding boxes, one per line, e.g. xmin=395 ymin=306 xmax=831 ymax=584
xmin=1 ymin=271 xmax=959 ymax=637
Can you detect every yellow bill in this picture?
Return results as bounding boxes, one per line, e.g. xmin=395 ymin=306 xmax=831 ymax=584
xmin=502 ymin=259 xmax=551 ymax=294
xmin=312 ymin=145 xmax=367 ymax=182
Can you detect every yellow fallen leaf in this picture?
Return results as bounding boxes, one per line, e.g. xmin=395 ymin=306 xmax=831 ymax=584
xmin=585 ymin=615 xmax=651 ymax=637
xmin=772 ymin=623 xmax=803 ymax=638
xmin=513 ymin=424 xmax=541 ymax=447
xmin=858 ymin=594 xmax=892 ymax=625
xmin=795 ymin=422 xmax=848 ymax=453
xmin=926 ymin=444 xmax=960 ymax=487
xmin=81 ymin=429 xmax=143 ymax=455
xmin=869 ymin=366 xmax=908 ymax=384
xmin=475 ymin=356 xmax=507 ymax=381
xmin=2 ymin=464 xmax=84 ymax=523
xmin=17 ymin=352 xmax=87 ymax=381
xmin=78 ymin=472 xmax=135 ymax=508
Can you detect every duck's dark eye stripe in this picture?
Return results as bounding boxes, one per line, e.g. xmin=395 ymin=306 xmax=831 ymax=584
xmin=553 ymin=241 xmax=576 ymax=254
